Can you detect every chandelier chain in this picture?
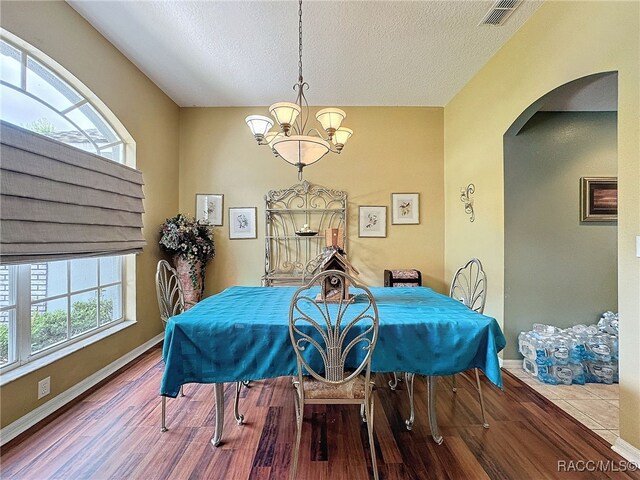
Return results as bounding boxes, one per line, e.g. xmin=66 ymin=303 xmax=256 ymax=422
xmin=298 ymin=0 xmax=303 ymax=82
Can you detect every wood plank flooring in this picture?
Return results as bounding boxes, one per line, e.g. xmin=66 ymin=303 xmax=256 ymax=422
xmin=2 ymin=346 xmax=637 ymax=480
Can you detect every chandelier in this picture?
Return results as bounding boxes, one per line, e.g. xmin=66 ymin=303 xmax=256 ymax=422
xmin=244 ymin=0 xmax=353 ymax=180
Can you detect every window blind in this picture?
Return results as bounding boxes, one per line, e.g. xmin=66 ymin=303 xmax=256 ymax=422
xmin=0 ymin=121 xmax=145 ymax=264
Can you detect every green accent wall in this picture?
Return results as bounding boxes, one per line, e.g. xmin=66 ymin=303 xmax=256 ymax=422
xmin=503 ymin=112 xmax=617 ymax=359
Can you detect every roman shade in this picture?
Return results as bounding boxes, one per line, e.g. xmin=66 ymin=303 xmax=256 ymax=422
xmin=0 ymin=121 xmax=145 ymax=264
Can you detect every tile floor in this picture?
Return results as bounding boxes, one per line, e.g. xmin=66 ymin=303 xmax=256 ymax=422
xmin=505 ymin=365 xmax=619 ymax=444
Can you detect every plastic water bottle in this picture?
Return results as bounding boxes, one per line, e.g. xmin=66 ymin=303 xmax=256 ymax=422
xmin=585 ymin=334 xmax=612 ymax=362
xmin=584 ymin=361 xmax=616 ymax=384
xmin=518 ymin=332 xmax=537 ymax=360
xmin=523 ymin=358 xmax=538 ymax=377
xmin=553 ymin=365 xmax=574 ymax=385
xmin=533 ymin=323 xmax=561 ymax=336
xmin=568 ymin=362 xmax=586 ymax=385
xmin=551 ymin=337 xmax=573 ymax=365
xmin=538 ymin=365 xmax=573 ymax=385
xmin=598 ymin=311 xmax=619 ymax=334
xmin=536 ymin=339 xmax=556 ymax=367
xmin=609 ymin=334 xmax=619 ymax=361
xmin=571 ymin=324 xmax=588 ymax=334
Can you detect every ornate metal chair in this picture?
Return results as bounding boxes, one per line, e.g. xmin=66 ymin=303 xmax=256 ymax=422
xmin=395 ymin=258 xmax=489 ymax=432
xmin=155 ymin=260 xmax=246 ymax=432
xmin=449 ymin=258 xmax=489 ymax=428
xmin=288 ymin=270 xmax=379 ymax=480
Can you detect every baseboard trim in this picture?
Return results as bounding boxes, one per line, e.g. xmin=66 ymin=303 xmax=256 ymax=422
xmin=612 ymin=437 xmax=640 ymax=464
xmin=0 ymin=333 xmax=163 ymax=447
xmin=502 ymin=359 xmax=522 ymax=369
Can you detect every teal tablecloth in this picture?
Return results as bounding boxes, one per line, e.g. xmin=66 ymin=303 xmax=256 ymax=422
xmin=161 ymin=286 xmax=506 ymax=397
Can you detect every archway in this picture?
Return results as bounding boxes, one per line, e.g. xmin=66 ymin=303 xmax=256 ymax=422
xmin=503 ymin=71 xmax=618 ymax=360
xmin=502 ymin=72 xmax=619 ymax=439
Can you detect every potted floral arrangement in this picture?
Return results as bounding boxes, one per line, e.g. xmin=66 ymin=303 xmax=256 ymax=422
xmin=159 ymin=214 xmax=215 ymax=308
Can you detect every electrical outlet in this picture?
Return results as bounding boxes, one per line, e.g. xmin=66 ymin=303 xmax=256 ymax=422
xmin=37 ymin=377 xmax=50 ymax=399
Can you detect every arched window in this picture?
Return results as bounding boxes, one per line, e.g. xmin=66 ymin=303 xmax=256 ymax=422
xmin=0 ymin=31 xmax=141 ymax=374
xmin=1 ymin=37 xmax=127 ymax=163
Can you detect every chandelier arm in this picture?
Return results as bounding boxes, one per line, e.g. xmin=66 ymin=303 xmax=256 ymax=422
xmin=293 ymin=81 xmax=309 ymax=137
xmin=305 ymin=127 xmax=330 ymax=142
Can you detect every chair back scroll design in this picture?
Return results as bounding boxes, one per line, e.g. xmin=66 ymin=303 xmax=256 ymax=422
xmin=449 ymin=258 xmax=487 ymax=314
xmin=289 ymin=270 xmax=379 ymax=385
xmin=447 ymin=258 xmax=490 ymax=429
xmin=155 ymin=260 xmax=185 ymax=326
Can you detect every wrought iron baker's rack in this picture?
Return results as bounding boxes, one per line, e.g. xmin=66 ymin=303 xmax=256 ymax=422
xmin=262 ymin=181 xmax=347 ymax=286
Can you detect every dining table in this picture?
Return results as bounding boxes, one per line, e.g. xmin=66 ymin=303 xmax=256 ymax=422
xmin=161 ymin=285 xmax=506 ymax=446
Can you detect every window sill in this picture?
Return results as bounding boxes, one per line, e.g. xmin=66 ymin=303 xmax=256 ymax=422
xmin=0 ymin=319 xmax=137 ymax=387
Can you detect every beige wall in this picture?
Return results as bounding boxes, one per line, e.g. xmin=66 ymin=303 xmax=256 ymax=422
xmin=4 ymin=0 xmax=638 ymax=454
xmin=179 ymin=107 xmax=445 ymax=294
xmin=0 ymin=1 xmax=180 ymax=427
xmin=444 ymin=1 xmax=640 ymax=449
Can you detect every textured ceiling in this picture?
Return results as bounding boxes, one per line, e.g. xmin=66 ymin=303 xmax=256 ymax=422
xmin=68 ymin=0 xmax=542 ymax=108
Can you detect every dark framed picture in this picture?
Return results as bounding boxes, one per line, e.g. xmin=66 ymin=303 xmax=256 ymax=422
xmin=580 ymin=177 xmax=617 ymax=222
xmin=229 ymin=207 xmax=257 ymax=239
xmin=196 ymin=194 xmax=223 ymax=226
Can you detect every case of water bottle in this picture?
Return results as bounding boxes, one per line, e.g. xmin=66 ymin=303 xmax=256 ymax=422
xmin=518 ymin=311 xmax=618 ymax=385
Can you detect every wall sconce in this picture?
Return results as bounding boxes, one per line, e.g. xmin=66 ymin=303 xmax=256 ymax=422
xmin=460 ymin=184 xmax=475 ymax=222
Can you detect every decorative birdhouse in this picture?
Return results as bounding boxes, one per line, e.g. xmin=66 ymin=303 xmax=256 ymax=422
xmin=313 ymin=247 xmax=359 ymax=303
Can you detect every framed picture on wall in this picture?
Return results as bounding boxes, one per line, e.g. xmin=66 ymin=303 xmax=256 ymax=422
xmin=196 ymin=194 xmax=223 ymax=226
xmin=229 ymin=207 xmax=257 ymax=239
xmin=359 ymin=206 xmax=387 ymax=237
xmin=580 ymin=177 xmax=617 ymax=222
xmin=391 ymin=193 xmax=420 ymax=224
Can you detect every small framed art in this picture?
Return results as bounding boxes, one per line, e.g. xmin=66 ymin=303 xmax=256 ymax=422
xmin=580 ymin=177 xmax=617 ymax=222
xmin=391 ymin=193 xmax=420 ymax=224
xmin=229 ymin=207 xmax=257 ymax=239
xmin=196 ymin=194 xmax=223 ymax=226
xmin=359 ymin=206 xmax=387 ymax=237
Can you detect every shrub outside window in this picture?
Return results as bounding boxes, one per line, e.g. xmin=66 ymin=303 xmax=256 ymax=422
xmin=0 ymin=258 xmax=125 ymax=368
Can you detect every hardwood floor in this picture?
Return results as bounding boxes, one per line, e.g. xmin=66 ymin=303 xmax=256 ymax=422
xmin=2 ymin=346 xmax=637 ymax=480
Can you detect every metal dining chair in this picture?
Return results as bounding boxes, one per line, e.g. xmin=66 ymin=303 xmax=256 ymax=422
xmin=155 ymin=260 xmax=246 ymax=431
xmin=288 ymin=270 xmax=379 ymax=480
xmin=396 ymin=258 xmax=489 ymax=432
xmin=449 ymin=258 xmax=489 ymax=428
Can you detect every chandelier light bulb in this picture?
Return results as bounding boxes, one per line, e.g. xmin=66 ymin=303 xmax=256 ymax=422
xmin=333 ymin=127 xmax=353 ymax=151
xmin=315 ymin=108 xmax=346 ymax=137
xmin=245 ymin=115 xmax=274 ymax=142
xmin=269 ymin=102 xmax=301 ymax=134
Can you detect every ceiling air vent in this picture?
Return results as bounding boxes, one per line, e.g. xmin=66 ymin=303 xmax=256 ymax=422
xmin=479 ymin=0 xmax=523 ymax=26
